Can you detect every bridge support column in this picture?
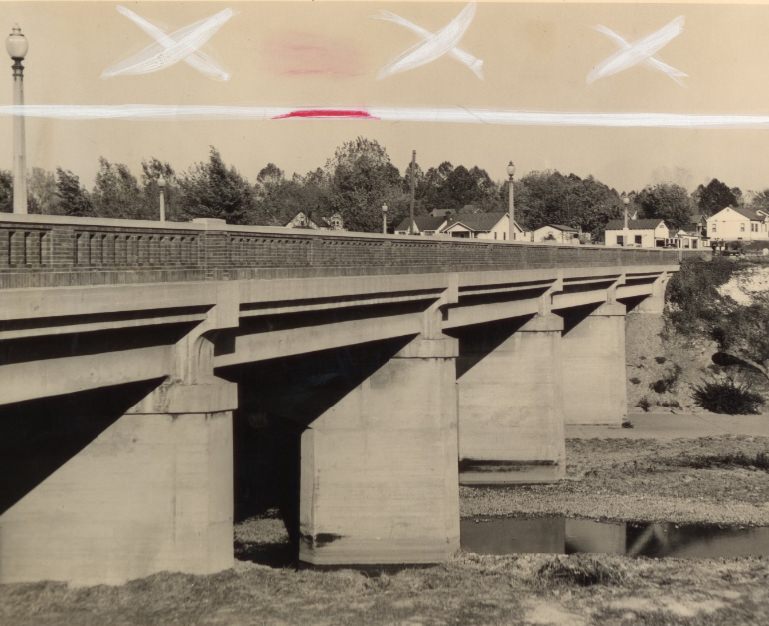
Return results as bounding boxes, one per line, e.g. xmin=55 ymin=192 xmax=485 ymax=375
xmin=635 ymin=273 xmax=669 ymax=315
xmin=299 ymin=336 xmax=459 ymax=566
xmin=457 ymin=314 xmax=565 ymax=484
xmin=0 ymin=380 xmax=237 ymax=586
xmin=561 ymin=302 xmax=627 ymax=426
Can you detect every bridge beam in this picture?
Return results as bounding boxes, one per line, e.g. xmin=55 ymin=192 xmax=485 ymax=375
xmin=299 ymin=335 xmax=459 ymax=566
xmin=561 ymin=302 xmax=627 ymax=426
xmin=0 ymin=380 xmax=236 ymax=586
xmin=456 ymin=313 xmax=566 ymax=484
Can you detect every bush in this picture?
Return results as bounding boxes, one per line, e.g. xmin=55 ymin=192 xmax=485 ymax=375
xmin=637 ymin=397 xmax=651 ymax=412
xmin=536 ymin=556 xmax=626 ymax=587
xmin=649 ymin=364 xmax=682 ymax=394
xmin=691 ymin=378 xmax=765 ymax=415
xmin=629 ymin=377 xmax=641 ymax=385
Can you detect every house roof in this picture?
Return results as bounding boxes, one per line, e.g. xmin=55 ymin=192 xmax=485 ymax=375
xmin=605 ymin=218 xmax=666 ymax=231
xmin=540 ymin=224 xmax=579 ymax=233
xmin=732 ymin=206 xmax=767 ymax=221
xmin=445 ymin=211 xmax=507 ymax=232
xmin=394 ymin=215 xmax=446 ymax=232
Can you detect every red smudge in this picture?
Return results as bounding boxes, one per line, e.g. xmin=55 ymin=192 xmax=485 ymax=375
xmin=263 ymin=32 xmax=364 ymax=78
xmin=273 ymin=109 xmax=378 ymax=120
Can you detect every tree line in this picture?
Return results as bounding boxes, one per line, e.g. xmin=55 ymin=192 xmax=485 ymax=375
xmin=0 ymin=137 xmax=763 ymax=240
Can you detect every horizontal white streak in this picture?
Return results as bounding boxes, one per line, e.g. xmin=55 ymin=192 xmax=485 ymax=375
xmin=2 ymin=105 xmax=769 ymax=129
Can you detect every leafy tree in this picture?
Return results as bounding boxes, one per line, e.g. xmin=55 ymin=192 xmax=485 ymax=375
xmin=695 ymin=178 xmax=739 ymax=216
xmin=55 ymin=168 xmax=93 ymax=217
xmin=514 ymin=170 xmax=621 ymax=238
xmin=667 ymin=257 xmax=769 ymax=384
xmin=0 ymin=170 xmax=12 ymax=212
xmin=28 ymin=167 xmax=59 ymax=215
xmin=91 ymin=157 xmax=144 ymax=219
xmin=177 ymin=147 xmax=255 ymax=224
xmin=254 ymin=165 xmax=333 ymax=226
xmin=747 ymin=189 xmax=769 ymax=213
xmin=636 ymin=183 xmax=692 ymax=229
xmin=325 ymin=137 xmax=404 ymax=232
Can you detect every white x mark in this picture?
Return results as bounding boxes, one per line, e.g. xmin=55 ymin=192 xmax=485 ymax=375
xmin=102 ymin=6 xmax=233 ymax=81
xmin=375 ymin=3 xmax=483 ymax=80
xmin=588 ymin=16 xmax=687 ymax=85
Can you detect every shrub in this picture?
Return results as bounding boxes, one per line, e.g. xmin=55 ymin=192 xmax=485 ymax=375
xmin=655 ymin=356 xmax=667 ymax=364
xmin=629 ymin=377 xmax=641 ymax=385
xmin=649 ymin=364 xmax=683 ymax=394
xmin=691 ymin=378 xmax=765 ymax=415
xmin=637 ymin=397 xmax=651 ymax=412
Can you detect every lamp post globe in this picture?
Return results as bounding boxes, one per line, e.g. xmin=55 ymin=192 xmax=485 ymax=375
xmin=7 ymin=24 xmax=28 ymax=214
xmin=506 ymin=160 xmax=515 ymax=179
xmin=6 ymin=25 xmax=28 ymax=60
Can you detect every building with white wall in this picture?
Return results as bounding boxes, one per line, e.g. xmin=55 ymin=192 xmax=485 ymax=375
xmin=441 ymin=212 xmax=524 ymax=241
xmin=604 ymin=219 xmax=671 ymax=248
xmin=706 ymin=206 xmax=769 ymax=241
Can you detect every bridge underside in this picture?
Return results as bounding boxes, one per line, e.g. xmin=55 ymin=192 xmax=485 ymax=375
xmin=0 ymin=264 xmax=673 ymax=584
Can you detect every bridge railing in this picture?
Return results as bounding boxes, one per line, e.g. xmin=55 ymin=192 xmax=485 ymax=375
xmin=0 ymin=214 xmax=701 ymax=288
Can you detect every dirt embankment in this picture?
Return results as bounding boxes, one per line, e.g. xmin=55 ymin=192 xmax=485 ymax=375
xmin=624 ymin=311 xmax=715 ymax=413
xmin=625 ymin=262 xmax=769 ymax=413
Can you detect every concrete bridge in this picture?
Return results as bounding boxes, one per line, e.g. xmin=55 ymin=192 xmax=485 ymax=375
xmin=0 ymin=213 xmax=691 ymax=585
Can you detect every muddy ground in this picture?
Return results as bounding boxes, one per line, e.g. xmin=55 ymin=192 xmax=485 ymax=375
xmin=3 ymin=434 xmax=769 ymax=625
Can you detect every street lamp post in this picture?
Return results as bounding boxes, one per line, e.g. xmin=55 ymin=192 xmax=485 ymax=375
xmin=6 ymin=24 xmax=28 ymax=214
xmin=381 ymin=202 xmax=388 ymax=235
xmin=157 ymin=175 xmax=167 ymax=222
xmin=506 ymin=161 xmax=515 ymax=241
xmin=621 ymin=192 xmax=630 ymax=247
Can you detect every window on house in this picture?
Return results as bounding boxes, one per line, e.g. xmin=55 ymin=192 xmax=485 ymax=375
xmin=740 ymin=223 xmax=746 ymax=232
xmin=634 ymin=235 xmax=642 ymax=245
xmin=616 ymin=235 xmax=624 ymax=245
xmin=503 ymin=232 xmax=507 ymax=240
xmin=752 ymin=223 xmax=758 ymax=232
xmin=711 ymin=223 xmax=717 ymax=232
xmin=494 ymin=232 xmax=497 ymax=240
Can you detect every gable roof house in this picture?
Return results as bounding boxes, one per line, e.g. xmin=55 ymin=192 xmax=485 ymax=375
xmin=604 ymin=218 xmax=671 ymax=248
xmin=394 ymin=214 xmax=448 ymax=236
xmin=532 ymin=224 xmax=581 ymax=245
xmin=706 ymin=206 xmax=769 ymax=241
xmin=440 ymin=211 xmax=524 ymax=241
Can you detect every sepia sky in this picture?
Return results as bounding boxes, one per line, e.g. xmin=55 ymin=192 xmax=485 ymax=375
xmin=2 ymin=1 xmax=769 ymax=193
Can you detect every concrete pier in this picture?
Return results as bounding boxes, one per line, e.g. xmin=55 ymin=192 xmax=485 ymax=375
xmin=635 ymin=273 xmax=670 ymax=315
xmin=561 ymin=302 xmax=627 ymax=426
xmin=299 ymin=336 xmax=460 ymax=566
xmin=457 ymin=314 xmax=566 ymax=484
xmin=0 ymin=381 xmax=236 ymax=586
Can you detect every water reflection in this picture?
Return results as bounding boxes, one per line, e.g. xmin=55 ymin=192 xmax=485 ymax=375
xmin=461 ymin=517 xmax=769 ymax=558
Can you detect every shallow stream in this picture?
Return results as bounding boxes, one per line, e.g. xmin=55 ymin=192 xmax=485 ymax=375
xmin=461 ymin=516 xmax=769 ymax=559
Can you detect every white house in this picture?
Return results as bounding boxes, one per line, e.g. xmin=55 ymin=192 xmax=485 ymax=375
xmin=604 ymin=219 xmax=671 ymax=248
xmin=706 ymin=206 xmax=769 ymax=241
xmin=394 ymin=215 xmax=448 ymax=236
xmin=532 ymin=224 xmax=580 ymax=245
xmin=440 ymin=212 xmax=524 ymax=241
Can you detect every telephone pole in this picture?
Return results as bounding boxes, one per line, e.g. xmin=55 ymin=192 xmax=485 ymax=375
xmin=409 ymin=150 xmax=416 ymax=235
